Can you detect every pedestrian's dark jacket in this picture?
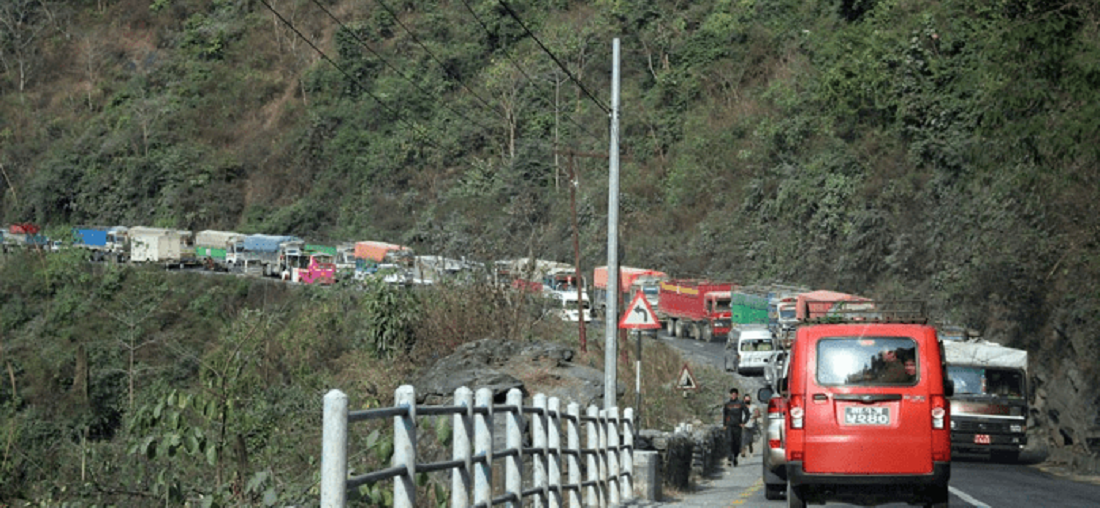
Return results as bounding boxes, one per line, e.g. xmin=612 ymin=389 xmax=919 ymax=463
xmin=722 ymin=398 xmax=748 ymax=427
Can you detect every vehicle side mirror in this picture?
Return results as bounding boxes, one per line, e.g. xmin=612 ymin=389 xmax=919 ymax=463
xmin=944 ymin=378 xmax=955 ymax=397
xmin=757 ymin=386 xmax=774 ymax=402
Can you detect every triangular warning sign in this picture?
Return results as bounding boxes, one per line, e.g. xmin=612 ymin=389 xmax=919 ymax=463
xmin=618 ymin=291 xmax=662 ymax=330
xmin=677 ymin=363 xmax=698 ymax=390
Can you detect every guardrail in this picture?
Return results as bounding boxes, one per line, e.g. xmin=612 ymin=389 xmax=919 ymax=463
xmin=322 ymin=385 xmax=635 ymax=508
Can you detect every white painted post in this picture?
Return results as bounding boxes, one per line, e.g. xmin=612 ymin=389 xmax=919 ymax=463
xmin=506 ymin=388 xmax=523 ymax=508
xmin=598 ymin=409 xmax=608 ymax=508
xmin=474 ymin=388 xmax=493 ymax=506
xmin=586 ymin=405 xmax=599 ymax=508
xmin=548 ymin=397 xmax=562 ymax=508
xmin=607 ymin=407 xmax=620 ymax=506
xmin=533 ymin=394 xmax=547 ymax=507
xmin=394 ymin=385 xmax=416 ymax=508
xmin=453 ymin=387 xmax=473 ymax=508
xmin=568 ymin=403 xmax=582 ymax=508
xmin=622 ymin=408 xmax=634 ymax=501
xmin=321 ymin=389 xmax=348 ymax=508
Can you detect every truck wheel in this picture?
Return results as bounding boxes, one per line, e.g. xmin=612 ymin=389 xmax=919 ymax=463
xmin=703 ymin=326 xmax=713 ymax=342
xmin=674 ymin=321 xmax=685 ymax=339
xmin=666 ymin=319 xmax=676 ymax=336
xmin=691 ymin=324 xmax=702 ymax=341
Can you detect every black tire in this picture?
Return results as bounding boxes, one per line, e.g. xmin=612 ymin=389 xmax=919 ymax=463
xmin=765 ymin=484 xmax=785 ymax=500
xmin=787 ymin=483 xmax=807 ymax=508
xmin=666 ymin=318 xmax=676 ymax=335
xmin=924 ymin=484 xmax=949 ymax=508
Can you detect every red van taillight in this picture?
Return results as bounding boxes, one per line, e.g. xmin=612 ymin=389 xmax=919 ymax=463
xmin=931 ymin=395 xmax=951 ymax=462
xmin=789 ymin=395 xmax=804 ymax=429
xmin=931 ymin=396 xmax=946 ymax=429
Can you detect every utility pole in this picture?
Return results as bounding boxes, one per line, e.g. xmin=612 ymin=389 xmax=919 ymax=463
xmin=604 ymin=38 xmax=621 ymax=410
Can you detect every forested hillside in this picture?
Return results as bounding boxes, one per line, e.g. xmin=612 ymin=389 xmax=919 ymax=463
xmin=2 ymin=0 xmax=1100 ymax=503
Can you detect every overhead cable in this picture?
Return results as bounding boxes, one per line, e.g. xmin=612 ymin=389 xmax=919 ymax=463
xmin=496 ymin=0 xmax=610 ymax=115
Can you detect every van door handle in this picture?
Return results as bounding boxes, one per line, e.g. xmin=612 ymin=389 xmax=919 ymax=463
xmin=833 ymin=394 xmax=903 ymax=403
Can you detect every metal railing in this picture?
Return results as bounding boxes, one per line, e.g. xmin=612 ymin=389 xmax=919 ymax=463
xmin=322 ymin=385 xmax=634 ymax=508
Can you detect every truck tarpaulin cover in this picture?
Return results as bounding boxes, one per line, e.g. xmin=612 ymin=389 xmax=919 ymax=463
xmin=943 ymin=340 xmax=1028 ymax=370
xmin=244 ymin=235 xmax=300 ymax=253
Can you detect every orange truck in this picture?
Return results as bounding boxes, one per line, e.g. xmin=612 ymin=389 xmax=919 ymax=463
xmin=591 ymin=266 xmax=668 ymax=319
xmin=795 ymin=290 xmax=869 ymax=321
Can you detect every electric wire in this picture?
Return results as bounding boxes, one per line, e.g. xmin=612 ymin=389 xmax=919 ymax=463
xmin=371 ymin=0 xmax=505 ymax=117
xmin=256 ymin=0 xmax=446 ymax=152
xmin=496 ymin=0 xmax=610 ymax=115
xmin=456 ymin=0 xmax=601 ymax=141
xmin=306 ymin=0 xmax=504 ymax=133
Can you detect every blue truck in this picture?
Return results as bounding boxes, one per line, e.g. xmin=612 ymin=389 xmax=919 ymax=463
xmin=71 ymin=226 xmax=129 ymax=262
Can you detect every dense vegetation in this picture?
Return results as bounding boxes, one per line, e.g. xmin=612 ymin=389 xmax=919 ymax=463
xmin=2 ymin=0 xmax=1099 ymax=504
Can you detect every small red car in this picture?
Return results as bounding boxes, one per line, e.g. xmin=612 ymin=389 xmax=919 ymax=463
xmin=784 ymin=317 xmax=953 ymax=508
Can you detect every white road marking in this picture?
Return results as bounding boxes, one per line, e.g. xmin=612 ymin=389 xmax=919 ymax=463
xmin=949 ymin=485 xmax=992 ymax=507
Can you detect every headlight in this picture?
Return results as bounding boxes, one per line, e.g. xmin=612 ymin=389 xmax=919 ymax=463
xmin=950 ymin=420 xmax=956 ymax=430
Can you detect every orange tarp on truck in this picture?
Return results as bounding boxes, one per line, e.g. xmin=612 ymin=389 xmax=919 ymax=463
xmin=354 ymin=241 xmax=410 ymax=263
xmin=795 ymin=290 xmax=868 ymax=321
xmin=593 ymin=266 xmax=668 ymax=293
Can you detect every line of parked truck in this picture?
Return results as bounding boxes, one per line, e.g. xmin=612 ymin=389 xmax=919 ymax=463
xmin=1 ymin=223 xmax=446 ymax=285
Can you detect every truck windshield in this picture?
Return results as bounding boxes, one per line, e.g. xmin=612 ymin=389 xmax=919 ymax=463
xmin=947 ymin=366 xmax=1024 ymax=398
xmin=779 ymin=308 xmax=796 ymax=319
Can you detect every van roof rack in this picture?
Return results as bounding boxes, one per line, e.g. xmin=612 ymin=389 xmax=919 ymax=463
xmin=804 ymin=300 xmax=928 ymax=325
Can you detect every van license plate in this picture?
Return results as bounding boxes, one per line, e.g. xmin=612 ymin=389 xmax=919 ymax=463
xmin=843 ymin=406 xmax=891 ymax=425
xmin=974 ymin=434 xmax=991 ymax=444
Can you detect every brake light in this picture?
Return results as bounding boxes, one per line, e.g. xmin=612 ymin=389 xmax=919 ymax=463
xmin=931 ymin=396 xmax=946 ymax=430
xmin=769 ymin=439 xmax=781 ymax=449
xmin=789 ymin=395 xmax=804 ymax=429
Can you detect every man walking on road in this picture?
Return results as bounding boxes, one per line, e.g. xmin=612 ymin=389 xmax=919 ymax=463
xmin=741 ymin=394 xmax=760 ymax=457
xmin=723 ymin=388 xmax=748 ymax=466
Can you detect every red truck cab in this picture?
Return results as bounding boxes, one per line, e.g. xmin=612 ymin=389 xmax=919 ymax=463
xmin=784 ymin=311 xmax=952 ymax=507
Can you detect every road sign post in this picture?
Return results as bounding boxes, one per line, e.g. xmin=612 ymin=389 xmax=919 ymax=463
xmin=619 ymin=291 xmax=661 ymax=424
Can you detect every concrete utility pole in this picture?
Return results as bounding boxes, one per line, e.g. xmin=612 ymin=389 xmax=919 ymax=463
xmin=604 ymin=38 xmax=621 ymax=410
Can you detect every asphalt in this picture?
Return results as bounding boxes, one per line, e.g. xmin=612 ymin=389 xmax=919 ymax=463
xmin=623 ymin=448 xmax=764 ymax=508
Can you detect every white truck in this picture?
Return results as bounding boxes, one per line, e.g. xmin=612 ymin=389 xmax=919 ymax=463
xmin=941 ymin=332 xmax=1029 ymax=462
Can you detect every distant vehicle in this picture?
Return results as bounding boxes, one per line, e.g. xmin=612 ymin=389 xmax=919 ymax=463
xmin=758 ymin=351 xmax=791 ymax=500
xmin=72 ymin=226 xmax=129 ymax=262
xmin=546 ymin=290 xmax=592 ymax=323
xmin=657 ymin=279 xmax=733 ymax=341
xmin=227 ymin=234 xmax=300 ymax=276
xmin=590 ymin=265 xmax=667 ymax=320
xmin=194 ymin=230 xmax=245 ymax=270
xmin=783 ymin=301 xmax=952 ymax=508
xmin=725 ymin=326 xmax=777 ymax=376
xmin=794 ymin=290 xmax=869 ymax=321
xmin=941 ymin=331 xmax=1028 ymax=462
xmin=128 ymin=227 xmax=197 ymax=267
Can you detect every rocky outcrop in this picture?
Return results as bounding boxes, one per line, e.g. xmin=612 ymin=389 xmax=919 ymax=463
xmin=413 ymin=338 xmax=623 ymax=408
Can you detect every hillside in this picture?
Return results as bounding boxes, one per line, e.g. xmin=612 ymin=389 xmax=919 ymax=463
xmin=2 ymin=0 xmax=1100 ymax=502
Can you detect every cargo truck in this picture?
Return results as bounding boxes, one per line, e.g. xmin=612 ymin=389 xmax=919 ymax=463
xmin=657 ymin=280 xmax=734 ymax=341
xmin=195 ymin=230 xmax=245 ymax=270
xmin=590 ymin=266 xmax=667 ymax=320
xmin=942 ymin=333 xmax=1029 ymax=462
xmin=353 ymin=241 xmax=414 ymax=281
xmin=128 ymin=227 xmax=197 ymax=267
xmin=279 ymin=241 xmax=336 ymax=284
xmin=795 ymin=290 xmax=868 ymax=321
xmin=226 ymin=234 xmax=301 ymax=276
xmin=71 ymin=226 xmax=129 ymax=262
xmin=3 ymin=223 xmax=53 ymax=252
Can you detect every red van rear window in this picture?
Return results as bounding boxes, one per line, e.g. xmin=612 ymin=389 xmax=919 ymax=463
xmin=816 ymin=337 xmax=919 ymax=386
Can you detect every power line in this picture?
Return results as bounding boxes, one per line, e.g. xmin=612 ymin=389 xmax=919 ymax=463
xmin=496 ymin=0 xmax=610 ymax=115
xmin=371 ymin=0 xmax=503 ymax=119
xmin=306 ymin=0 xmax=504 ymax=134
xmin=256 ymin=0 xmax=447 ymax=152
xmin=457 ymin=0 xmax=601 ymax=141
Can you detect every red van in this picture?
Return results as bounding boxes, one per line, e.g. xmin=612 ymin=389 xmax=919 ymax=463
xmin=784 ymin=314 xmax=953 ymax=508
